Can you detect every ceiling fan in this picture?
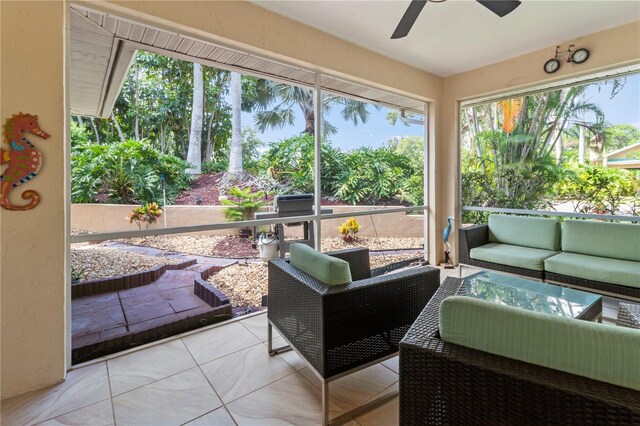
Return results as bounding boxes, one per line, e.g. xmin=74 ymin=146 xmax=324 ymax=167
xmin=391 ymin=0 xmax=522 ymax=39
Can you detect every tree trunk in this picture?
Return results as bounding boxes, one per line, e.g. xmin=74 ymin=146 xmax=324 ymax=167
xmin=76 ymin=115 xmax=84 ymax=126
xmin=228 ymin=71 xmax=243 ymax=175
xmin=113 ymin=116 xmax=126 ymax=142
xmin=186 ymin=63 xmax=204 ymax=174
xmin=578 ymin=125 xmax=586 ymax=164
xmin=134 ymin=64 xmax=140 ymax=141
xmin=90 ymin=117 xmax=100 ymax=144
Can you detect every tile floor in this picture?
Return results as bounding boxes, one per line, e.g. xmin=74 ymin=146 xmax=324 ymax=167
xmin=2 ymin=266 xmax=627 ymax=426
xmin=1 ymin=310 xmax=402 ymax=426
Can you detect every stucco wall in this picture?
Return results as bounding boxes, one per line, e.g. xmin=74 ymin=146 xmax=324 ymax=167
xmin=71 ymin=204 xmax=424 ymax=239
xmin=1 ymin=1 xmax=68 ymax=399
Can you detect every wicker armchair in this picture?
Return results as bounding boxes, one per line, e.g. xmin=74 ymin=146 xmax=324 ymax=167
xmin=399 ymin=278 xmax=640 ymax=425
xmin=267 ymin=247 xmax=440 ymax=425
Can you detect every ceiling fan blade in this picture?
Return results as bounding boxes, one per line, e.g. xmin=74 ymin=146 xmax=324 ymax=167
xmin=476 ymin=0 xmax=521 ymax=17
xmin=391 ymin=0 xmax=428 ymax=39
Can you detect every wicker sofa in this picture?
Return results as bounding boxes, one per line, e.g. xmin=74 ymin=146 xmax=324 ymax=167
xmin=459 ymin=214 xmax=640 ymax=299
xmin=399 ymin=277 xmax=640 ymax=425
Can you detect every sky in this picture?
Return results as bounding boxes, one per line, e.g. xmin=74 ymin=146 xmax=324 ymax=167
xmin=583 ymin=73 xmax=640 ymax=128
xmin=237 ymin=73 xmax=640 ymax=151
xmin=241 ymin=103 xmax=424 ymax=151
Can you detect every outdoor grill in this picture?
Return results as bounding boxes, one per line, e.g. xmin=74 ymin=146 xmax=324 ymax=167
xmin=274 ymin=194 xmax=314 ymax=222
xmin=254 ymin=194 xmax=331 ymax=258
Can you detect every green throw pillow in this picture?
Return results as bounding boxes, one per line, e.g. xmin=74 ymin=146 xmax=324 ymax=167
xmin=289 ymin=243 xmax=352 ymax=286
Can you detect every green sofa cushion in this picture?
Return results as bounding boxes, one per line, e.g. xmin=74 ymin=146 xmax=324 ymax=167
xmin=289 ymin=243 xmax=352 ymax=286
xmin=440 ymin=296 xmax=640 ymax=391
xmin=470 ymin=243 xmax=558 ymax=271
xmin=545 ymin=252 xmax=640 ymax=288
xmin=562 ymin=220 xmax=640 ymax=262
xmin=488 ymin=214 xmax=561 ymax=251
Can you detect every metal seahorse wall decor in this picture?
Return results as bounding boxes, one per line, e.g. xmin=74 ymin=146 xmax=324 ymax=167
xmin=1 ymin=113 xmax=50 ymax=211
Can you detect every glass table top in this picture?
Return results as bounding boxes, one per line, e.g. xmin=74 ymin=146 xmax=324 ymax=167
xmin=462 ymin=270 xmax=601 ymax=319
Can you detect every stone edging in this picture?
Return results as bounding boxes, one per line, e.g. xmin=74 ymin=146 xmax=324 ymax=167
xmin=71 ymin=259 xmax=197 ymax=298
xmin=194 ymin=265 xmax=231 ymax=308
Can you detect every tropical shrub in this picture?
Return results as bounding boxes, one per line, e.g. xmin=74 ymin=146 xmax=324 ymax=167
xmin=71 ymin=139 xmax=191 ymax=204
xmin=221 ymin=187 xmax=266 ymax=223
xmin=554 ymin=163 xmax=639 ymax=214
xmin=335 ymin=147 xmax=415 ymax=204
xmin=127 ymin=202 xmax=163 ymax=230
xmin=261 ymin=134 xmax=344 ymax=194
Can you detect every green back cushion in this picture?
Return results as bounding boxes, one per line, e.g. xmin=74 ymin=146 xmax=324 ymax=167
xmin=488 ymin=215 xmax=561 ymax=251
xmin=440 ymin=296 xmax=640 ymax=391
xmin=289 ymin=243 xmax=352 ymax=286
xmin=562 ymin=220 xmax=640 ymax=262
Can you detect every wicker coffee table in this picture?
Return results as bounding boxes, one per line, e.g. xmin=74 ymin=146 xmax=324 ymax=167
xmin=450 ymin=270 xmax=602 ymax=321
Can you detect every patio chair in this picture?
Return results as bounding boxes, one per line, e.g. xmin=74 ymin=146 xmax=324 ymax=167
xmin=267 ymin=245 xmax=440 ymax=425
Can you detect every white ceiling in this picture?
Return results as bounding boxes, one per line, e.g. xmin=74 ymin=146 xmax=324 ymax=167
xmin=253 ymin=0 xmax=640 ymax=77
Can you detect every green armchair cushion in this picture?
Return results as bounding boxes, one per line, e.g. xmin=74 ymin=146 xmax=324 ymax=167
xmin=544 ymin=252 xmax=640 ymax=288
xmin=488 ymin=214 xmax=561 ymax=251
xmin=469 ymin=243 xmax=558 ymax=271
xmin=439 ymin=296 xmax=640 ymax=391
xmin=289 ymin=243 xmax=352 ymax=286
xmin=562 ymin=220 xmax=640 ymax=262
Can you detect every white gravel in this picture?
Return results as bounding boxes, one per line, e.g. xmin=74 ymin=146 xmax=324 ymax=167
xmin=71 ymin=246 xmax=181 ymax=281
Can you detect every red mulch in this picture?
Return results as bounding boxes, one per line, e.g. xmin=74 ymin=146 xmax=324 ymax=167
xmin=211 ymin=236 xmax=258 ymax=258
xmin=174 ymin=173 xmax=224 ymax=205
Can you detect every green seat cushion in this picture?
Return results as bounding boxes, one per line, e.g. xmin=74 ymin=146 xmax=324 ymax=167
xmin=289 ymin=243 xmax=352 ymax=286
xmin=440 ymin=296 xmax=640 ymax=391
xmin=545 ymin=252 xmax=640 ymax=288
xmin=562 ymin=220 xmax=640 ymax=262
xmin=470 ymin=243 xmax=558 ymax=271
xmin=488 ymin=215 xmax=561 ymax=251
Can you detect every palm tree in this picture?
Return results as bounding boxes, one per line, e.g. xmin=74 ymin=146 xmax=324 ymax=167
xmin=248 ymin=80 xmax=375 ymax=136
xmin=186 ymin=62 xmax=204 ymax=174
xmin=228 ymin=71 xmax=243 ymax=176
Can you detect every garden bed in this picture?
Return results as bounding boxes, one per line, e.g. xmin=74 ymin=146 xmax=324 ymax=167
xmin=71 ymin=246 xmax=183 ymax=281
xmin=121 ymin=234 xmax=423 ymax=258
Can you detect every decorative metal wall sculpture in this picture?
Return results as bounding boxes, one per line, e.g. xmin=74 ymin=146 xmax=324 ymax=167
xmin=1 ymin=113 xmax=50 ymax=211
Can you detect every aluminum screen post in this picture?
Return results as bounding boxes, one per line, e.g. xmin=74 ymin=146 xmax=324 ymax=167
xmin=313 ymin=72 xmax=322 ymax=251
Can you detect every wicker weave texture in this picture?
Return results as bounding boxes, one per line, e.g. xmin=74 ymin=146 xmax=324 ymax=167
xmin=617 ymin=303 xmax=640 ymax=329
xmin=399 ymin=277 xmax=640 ymax=425
xmin=268 ymin=247 xmax=440 ymax=379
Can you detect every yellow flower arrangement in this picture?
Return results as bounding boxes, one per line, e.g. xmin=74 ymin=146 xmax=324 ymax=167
xmin=339 ymin=217 xmax=360 ymax=242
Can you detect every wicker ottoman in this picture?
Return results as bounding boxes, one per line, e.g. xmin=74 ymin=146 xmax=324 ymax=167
xmin=616 ymin=303 xmax=640 ymax=329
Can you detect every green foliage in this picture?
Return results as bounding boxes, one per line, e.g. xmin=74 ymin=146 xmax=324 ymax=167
xmin=554 ymin=163 xmax=640 ymax=214
xmin=202 ymin=158 xmax=229 ymax=174
xmin=71 ymin=139 xmax=191 ymax=204
xmin=336 ymin=147 xmax=414 ymax=204
xmin=70 ymin=121 xmax=91 ymax=146
xmin=70 ymin=265 xmax=87 ymax=284
xmin=261 ymin=134 xmax=423 ymax=205
xmin=604 ymin=124 xmax=640 ymax=152
xmin=221 ymin=187 xmax=266 ymax=223
xmin=261 ymin=134 xmax=338 ymax=193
